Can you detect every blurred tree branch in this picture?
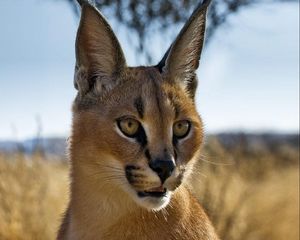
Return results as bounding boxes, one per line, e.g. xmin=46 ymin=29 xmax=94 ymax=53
xmin=64 ymin=0 xmax=298 ymax=61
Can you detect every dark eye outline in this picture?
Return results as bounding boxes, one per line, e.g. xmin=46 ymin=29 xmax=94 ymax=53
xmin=116 ymin=117 xmax=140 ymax=138
xmin=116 ymin=116 xmax=148 ymax=147
xmin=173 ymin=120 xmax=191 ymax=139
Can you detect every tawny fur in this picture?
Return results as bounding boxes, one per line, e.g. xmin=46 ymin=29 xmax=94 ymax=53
xmin=58 ymin=1 xmax=219 ymax=239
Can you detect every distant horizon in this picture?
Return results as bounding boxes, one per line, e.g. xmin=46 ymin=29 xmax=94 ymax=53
xmin=0 ymin=130 xmax=299 ymax=142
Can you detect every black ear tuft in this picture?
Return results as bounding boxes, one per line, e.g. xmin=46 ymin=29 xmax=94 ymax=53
xmin=156 ymin=46 xmax=171 ymax=73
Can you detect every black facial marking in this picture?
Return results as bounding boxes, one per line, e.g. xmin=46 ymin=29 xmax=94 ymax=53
xmin=172 ymin=136 xmax=178 ymax=146
xmin=134 ymin=96 xmax=144 ymax=119
xmin=125 ymin=165 xmax=139 ymax=184
xmin=135 ymin=125 xmax=147 ymax=148
xmin=154 ymin=88 xmax=163 ymax=116
xmin=145 ymin=149 xmax=151 ymax=161
xmin=148 ymin=71 xmax=163 ymax=117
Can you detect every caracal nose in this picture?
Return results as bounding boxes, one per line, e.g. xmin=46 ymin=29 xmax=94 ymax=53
xmin=149 ymin=159 xmax=175 ymax=183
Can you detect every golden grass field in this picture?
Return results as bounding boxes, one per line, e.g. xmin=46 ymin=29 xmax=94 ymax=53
xmin=0 ymin=136 xmax=299 ymax=240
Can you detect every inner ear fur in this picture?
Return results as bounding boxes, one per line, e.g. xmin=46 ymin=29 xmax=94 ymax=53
xmin=157 ymin=0 xmax=211 ymax=99
xmin=75 ymin=3 xmax=126 ymax=95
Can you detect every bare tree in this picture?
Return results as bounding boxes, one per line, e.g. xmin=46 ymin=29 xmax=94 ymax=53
xmin=64 ymin=0 xmax=298 ymax=60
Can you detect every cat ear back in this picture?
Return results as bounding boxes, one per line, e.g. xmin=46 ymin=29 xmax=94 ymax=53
xmin=75 ymin=3 xmax=126 ymax=95
xmin=157 ymin=0 xmax=212 ymax=99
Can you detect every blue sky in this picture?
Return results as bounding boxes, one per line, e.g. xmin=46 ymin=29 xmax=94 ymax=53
xmin=0 ymin=0 xmax=299 ymax=140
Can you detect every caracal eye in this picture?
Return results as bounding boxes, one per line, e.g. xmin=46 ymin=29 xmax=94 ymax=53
xmin=173 ymin=120 xmax=191 ymax=138
xmin=118 ymin=118 xmax=140 ymax=137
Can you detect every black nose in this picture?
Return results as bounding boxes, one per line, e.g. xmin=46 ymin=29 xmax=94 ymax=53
xmin=149 ymin=160 xmax=175 ymax=183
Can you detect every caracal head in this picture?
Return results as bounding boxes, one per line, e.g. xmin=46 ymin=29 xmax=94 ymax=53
xmin=71 ymin=1 xmax=211 ymax=211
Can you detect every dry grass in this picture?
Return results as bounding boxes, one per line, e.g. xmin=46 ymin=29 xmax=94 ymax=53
xmin=193 ymin=136 xmax=299 ymax=240
xmin=0 ymin=154 xmax=68 ymax=240
xmin=0 ymin=137 xmax=298 ymax=240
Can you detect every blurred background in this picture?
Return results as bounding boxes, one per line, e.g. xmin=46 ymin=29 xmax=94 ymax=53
xmin=0 ymin=0 xmax=299 ymax=239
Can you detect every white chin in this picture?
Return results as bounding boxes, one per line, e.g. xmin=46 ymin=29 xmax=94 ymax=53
xmin=133 ymin=191 xmax=171 ymax=211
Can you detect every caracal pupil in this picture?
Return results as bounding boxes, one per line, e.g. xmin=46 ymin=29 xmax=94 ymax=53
xmin=58 ymin=0 xmax=219 ymax=239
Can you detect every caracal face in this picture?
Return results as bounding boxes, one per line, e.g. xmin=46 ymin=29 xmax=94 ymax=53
xmin=71 ymin=2 xmax=209 ymax=211
xmin=72 ymin=67 xmax=203 ymax=210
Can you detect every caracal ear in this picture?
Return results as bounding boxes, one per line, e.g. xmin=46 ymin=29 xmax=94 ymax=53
xmin=157 ymin=0 xmax=211 ymax=99
xmin=75 ymin=3 xmax=126 ymax=95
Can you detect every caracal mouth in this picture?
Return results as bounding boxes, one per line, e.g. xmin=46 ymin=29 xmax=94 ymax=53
xmin=137 ymin=185 xmax=167 ymax=198
xmin=126 ymin=185 xmax=172 ymax=211
xmin=123 ymin=164 xmax=177 ymax=210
